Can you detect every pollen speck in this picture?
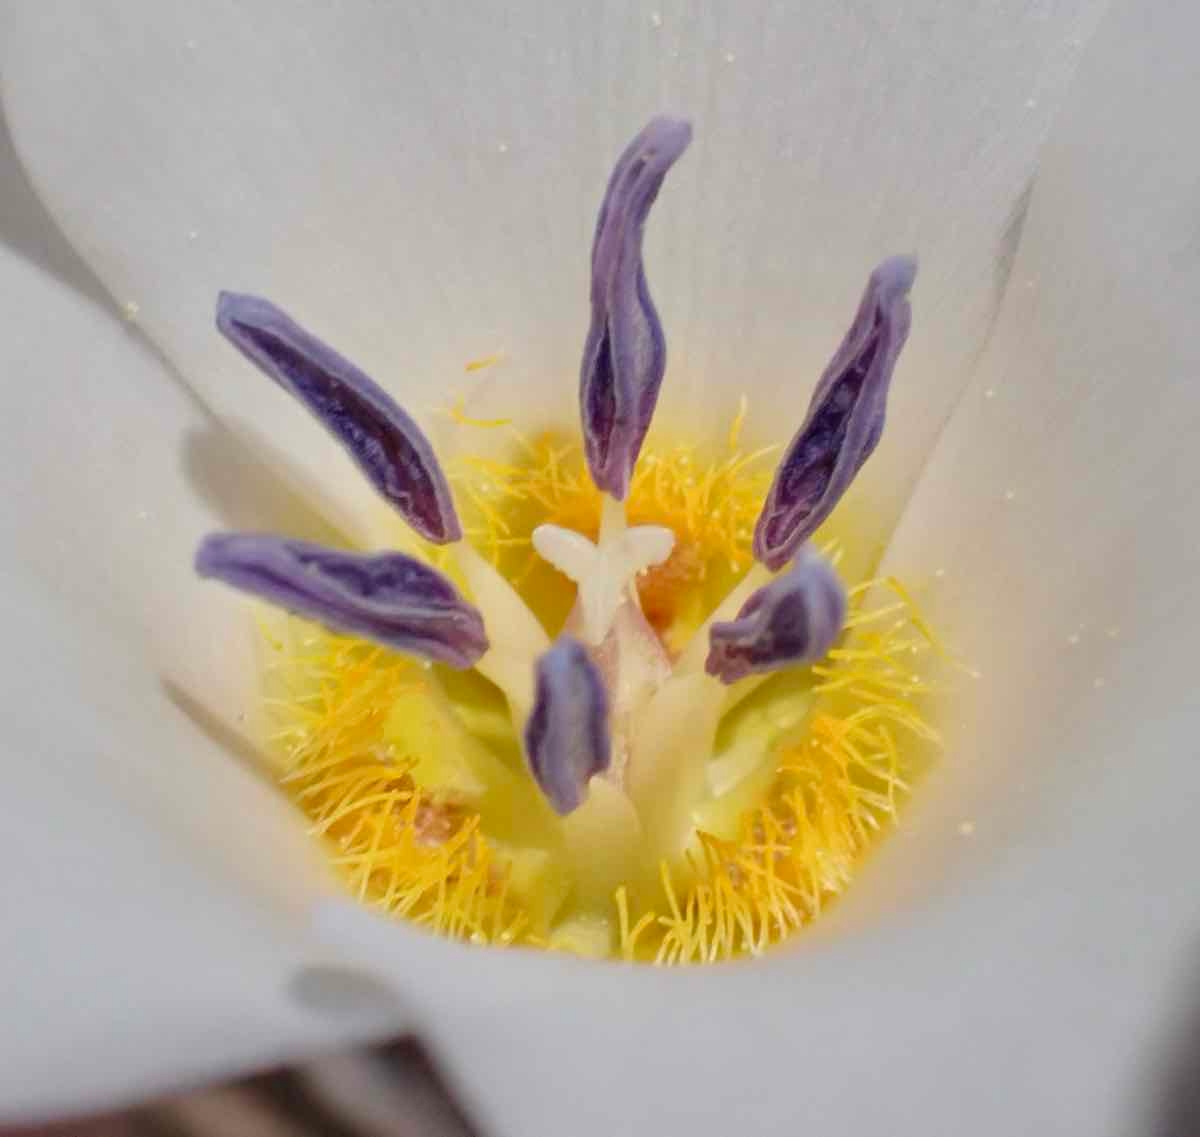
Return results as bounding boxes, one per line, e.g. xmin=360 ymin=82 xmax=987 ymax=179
xmin=465 ymin=352 xmax=505 ymax=373
xmin=445 ymin=394 xmax=512 ymax=429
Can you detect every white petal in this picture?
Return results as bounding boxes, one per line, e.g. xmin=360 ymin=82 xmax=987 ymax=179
xmin=0 ymin=0 xmax=1102 ymax=544
xmin=0 ymin=235 xmax=405 ymax=1118
xmin=322 ymin=3 xmax=1200 ymax=1136
xmin=4 ymin=3 xmax=1186 ymax=1133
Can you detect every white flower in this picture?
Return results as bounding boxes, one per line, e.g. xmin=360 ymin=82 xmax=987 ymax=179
xmin=1 ymin=2 xmax=1198 ymax=1134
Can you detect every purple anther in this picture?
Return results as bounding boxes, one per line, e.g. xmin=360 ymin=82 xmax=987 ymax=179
xmin=217 ymin=292 xmax=461 ymax=544
xmin=523 ymin=637 xmax=611 ymax=815
xmin=579 ymin=117 xmax=692 ymax=500
xmin=706 ymin=548 xmax=847 ymax=684
xmin=195 ymin=533 xmax=487 ymax=668
xmin=753 ymin=256 xmax=917 ymax=571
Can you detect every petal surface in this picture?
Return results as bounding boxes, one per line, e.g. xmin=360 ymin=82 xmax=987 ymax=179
xmin=320 ymin=2 xmax=1200 ymax=1135
xmin=8 ymin=3 xmax=1191 ymax=1134
xmin=1 ymin=0 xmax=1103 ymax=543
xmin=0 ymin=237 xmax=404 ymax=1120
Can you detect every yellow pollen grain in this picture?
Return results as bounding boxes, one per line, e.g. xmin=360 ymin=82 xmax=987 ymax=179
xmin=728 ymin=394 xmax=749 ymax=450
xmin=465 ymin=352 xmax=505 ymax=373
xmin=445 ymin=395 xmax=513 ymax=430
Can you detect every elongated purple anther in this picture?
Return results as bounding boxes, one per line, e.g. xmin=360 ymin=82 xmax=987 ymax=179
xmin=524 ymin=637 xmax=611 ymax=815
xmin=706 ymin=547 xmax=846 ymax=684
xmin=196 ymin=533 xmax=487 ymax=668
xmin=753 ymin=256 xmax=917 ymax=571
xmin=217 ymin=293 xmax=461 ymax=544
xmin=580 ymin=117 xmax=692 ymax=499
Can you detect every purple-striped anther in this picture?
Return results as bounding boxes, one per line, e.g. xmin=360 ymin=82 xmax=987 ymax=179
xmin=580 ymin=116 xmax=692 ymax=499
xmin=195 ymin=533 xmax=487 ymax=668
xmin=524 ymin=637 xmax=611 ymax=815
xmin=217 ymin=293 xmax=462 ymax=544
xmin=706 ymin=548 xmax=846 ymax=684
xmin=753 ymin=256 xmax=917 ymax=571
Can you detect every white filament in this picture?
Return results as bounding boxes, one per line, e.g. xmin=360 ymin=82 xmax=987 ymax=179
xmin=453 ymin=541 xmax=549 ymax=721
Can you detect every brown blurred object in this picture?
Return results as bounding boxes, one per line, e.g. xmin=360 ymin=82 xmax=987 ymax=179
xmin=2 ymin=1038 xmax=481 ymax=1137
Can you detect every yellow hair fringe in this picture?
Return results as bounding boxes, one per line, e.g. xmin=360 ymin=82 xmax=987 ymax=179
xmin=262 ymin=416 xmax=947 ymax=965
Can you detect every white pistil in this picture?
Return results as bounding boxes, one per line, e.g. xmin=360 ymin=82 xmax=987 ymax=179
xmin=464 ymin=491 xmax=786 ymax=867
xmin=532 ymin=496 xmax=675 ymax=645
xmin=523 ymin=496 xmax=793 ymax=862
xmin=454 ymin=528 xmax=653 ymax=905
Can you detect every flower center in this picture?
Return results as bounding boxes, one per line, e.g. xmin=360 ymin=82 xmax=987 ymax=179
xmin=195 ymin=117 xmax=932 ymax=964
xmin=261 ymin=429 xmax=944 ymax=963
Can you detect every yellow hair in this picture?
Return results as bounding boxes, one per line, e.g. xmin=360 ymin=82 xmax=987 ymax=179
xmin=263 ymin=417 xmax=945 ymax=964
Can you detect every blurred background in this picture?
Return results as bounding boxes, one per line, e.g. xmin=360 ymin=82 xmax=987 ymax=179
xmin=1 ymin=1039 xmax=481 ymax=1137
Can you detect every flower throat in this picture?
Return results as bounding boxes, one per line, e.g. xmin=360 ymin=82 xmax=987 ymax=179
xmin=195 ymin=116 xmax=940 ymax=963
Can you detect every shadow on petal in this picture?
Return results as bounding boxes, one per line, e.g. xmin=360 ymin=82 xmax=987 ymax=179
xmin=287 ymin=964 xmax=405 ymax=1023
xmin=0 ymin=108 xmax=110 ymax=309
xmin=990 ymin=178 xmax=1035 ymax=313
xmin=182 ymin=420 xmax=352 ymax=548
xmin=161 ymin=678 xmax=276 ymax=790
xmin=1151 ymin=949 xmax=1200 ymax=1137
